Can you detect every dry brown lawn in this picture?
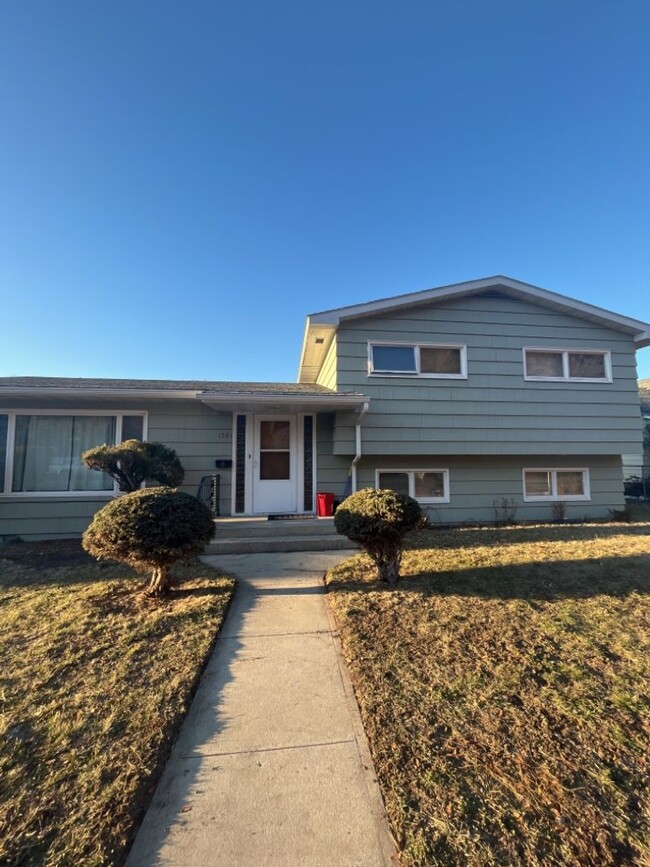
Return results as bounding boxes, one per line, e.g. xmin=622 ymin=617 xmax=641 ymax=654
xmin=0 ymin=540 xmax=234 ymax=867
xmin=326 ymin=522 xmax=650 ymax=867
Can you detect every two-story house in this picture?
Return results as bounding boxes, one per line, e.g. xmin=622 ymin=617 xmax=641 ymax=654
xmin=1 ymin=276 xmax=648 ymax=539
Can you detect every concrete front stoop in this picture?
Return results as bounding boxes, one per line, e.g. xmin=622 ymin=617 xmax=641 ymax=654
xmin=206 ymin=517 xmax=357 ymax=555
xmin=125 ymin=550 xmax=396 ymax=867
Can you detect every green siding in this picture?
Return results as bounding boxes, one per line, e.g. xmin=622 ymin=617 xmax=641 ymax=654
xmin=356 ymin=454 xmax=624 ymax=522
xmin=315 ymin=412 xmax=352 ymax=497
xmin=0 ymin=398 xmax=233 ymax=540
xmin=333 ymin=293 xmax=643 ymax=457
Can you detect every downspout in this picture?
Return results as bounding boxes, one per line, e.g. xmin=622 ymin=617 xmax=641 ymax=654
xmin=350 ymin=401 xmax=369 ymax=493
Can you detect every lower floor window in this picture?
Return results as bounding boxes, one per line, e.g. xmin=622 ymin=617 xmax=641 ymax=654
xmin=1 ymin=412 xmax=146 ymax=494
xmin=523 ymin=468 xmax=590 ymax=501
xmin=376 ymin=469 xmax=449 ymax=503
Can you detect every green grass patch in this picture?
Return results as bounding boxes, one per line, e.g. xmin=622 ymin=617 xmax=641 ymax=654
xmin=0 ymin=539 xmax=235 ymax=867
xmin=326 ymin=522 xmax=650 ymax=866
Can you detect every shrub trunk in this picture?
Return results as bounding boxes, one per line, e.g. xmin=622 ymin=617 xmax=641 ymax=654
xmin=377 ymin=557 xmax=401 ymax=587
xmin=147 ymin=566 xmax=171 ymax=596
xmin=375 ymin=550 xmax=402 ymax=585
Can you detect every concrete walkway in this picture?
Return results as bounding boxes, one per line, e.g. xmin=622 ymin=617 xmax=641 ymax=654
xmin=126 ymin=551 xmax=397 ymax=867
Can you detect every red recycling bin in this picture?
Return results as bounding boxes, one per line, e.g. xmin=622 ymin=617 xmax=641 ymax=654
xmin=316 ymin=492 xmax=335 ymax=517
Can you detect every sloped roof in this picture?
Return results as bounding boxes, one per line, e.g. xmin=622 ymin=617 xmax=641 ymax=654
xmin=0 ymin=377 xmax=369 ymax=412
xmin=0 ymin=376 xmax=337 ymax=395
xmin=298 ymin=275 xmax=650 ymax=383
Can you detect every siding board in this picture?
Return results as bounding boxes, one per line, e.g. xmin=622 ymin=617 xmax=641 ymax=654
xmin=332 ymin=294 xmax=643 ymax=457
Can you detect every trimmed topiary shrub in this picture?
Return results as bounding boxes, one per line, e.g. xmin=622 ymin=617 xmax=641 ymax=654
xmin=82 ymin=440 xmax=184 ymax=493
xmin=82 ymin=487 xmax=214 ymax=596
xmin=334 ymin=487 xmax=423 ymax=585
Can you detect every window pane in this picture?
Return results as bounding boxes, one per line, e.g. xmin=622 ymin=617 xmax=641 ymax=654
xmin=526 ymin=351 xmax=563 ymax=377
xmin=371 ymin=345 xmax=416 ymax=372
xmin=260 ymin=452 xmax=290 ymax=480
xmin=420 ymin=347 xmax=461 ymax=375
xmin=557 ymin=471 xmax=585 ymax=496
xmin=377 ymin=472 xmax=410 ymax=496
xmin=122 ymin=415 xmax=144 ymax=441
xmin=525 ymin=471 xmax=552 ymax=496
xmin=568 ymin=353 xmax=606 ymax=379
xmin=0 ymin=415 xmax=7 ymax=493
xmin=414 ymin=471 xmax=445 ymax=499
xmin=260 ymin=420 xmax=290 ymax=449
xmin=12 ymin=415 xmax=116 ymax=492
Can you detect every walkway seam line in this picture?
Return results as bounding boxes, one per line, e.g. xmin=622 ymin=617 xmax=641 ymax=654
xmin=179 ymin=738 xmax=356 ymax=759
xmin=219 ymin=629 xmax=333 ymax=640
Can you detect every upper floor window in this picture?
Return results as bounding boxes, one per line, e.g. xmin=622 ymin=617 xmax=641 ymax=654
xmin=369 ymin=342 xmax=467 ymax=378
xmin=523 ymin=348 xmax=611 ymax=382
xmin=0 ymin=411 xmax=146 ymax=495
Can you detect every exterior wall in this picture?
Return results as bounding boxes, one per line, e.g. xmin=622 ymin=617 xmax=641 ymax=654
xmin=355 ymin=454 xmax=624 ymax=522
xmin=315 ymin=412 xmax=353 ymax=498
xmin=333 ymin=293 xmax=643 ymax=457
xmin=316 ymin=337 xmax=337 ymax=390
xmin=147 ymin=401 xmax=233 ymax=514
xmin=0 ymin=397 xmax=232 ymax=540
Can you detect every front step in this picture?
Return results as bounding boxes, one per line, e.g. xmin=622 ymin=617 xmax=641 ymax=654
xmin=206 ymin=517 xmax=357 ymax=554
xmin=213 ymin=517 xmax=339 ymax=538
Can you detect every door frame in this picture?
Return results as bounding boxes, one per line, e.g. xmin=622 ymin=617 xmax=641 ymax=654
xmin=230 ymin=412 xmax=316 ymax=515
xmin=252 ymin=414 xmax=297 ymax=514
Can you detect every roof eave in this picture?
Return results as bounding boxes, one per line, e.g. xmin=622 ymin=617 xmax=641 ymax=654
xmin=200 ymin=392 xmax=367 ymax=407
xmin=0 ymin=387 xmax=201 ymax=399
xmin=299 ymin=276 xmax=650 ymax=381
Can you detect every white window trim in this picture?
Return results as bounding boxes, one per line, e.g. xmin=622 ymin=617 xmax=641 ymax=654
xmin=368 ymin=341 xmax=468 ymax=379
xmin=375 ymin=468 xmax=450 ymax=503
xmin=522 ymin=347 xmax=612 ymax=383
xmin=0 ymin=409 xmax=148 ymax=498
xmin=522 ymin=467 xmax=591 ymax=502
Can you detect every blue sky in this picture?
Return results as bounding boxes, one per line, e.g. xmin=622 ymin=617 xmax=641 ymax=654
xmin=1 ymin=1 xmax=649 ymax=381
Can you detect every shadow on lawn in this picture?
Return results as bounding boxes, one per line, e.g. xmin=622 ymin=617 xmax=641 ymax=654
xmin=405 ymin=521 xmax=650 ymax=551
xmin=329 ymin=553 xmax=650 ymax=601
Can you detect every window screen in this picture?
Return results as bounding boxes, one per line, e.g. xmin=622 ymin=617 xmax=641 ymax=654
xmin=568 ymin=353 xmax=606 ymax=379
xmin=413 ymin=471 xmax=445 ymax=499
xmin=420 ymin=347 xmax=461 ymax=375
xmin=525 ymin=351 xmax=563 ymax=378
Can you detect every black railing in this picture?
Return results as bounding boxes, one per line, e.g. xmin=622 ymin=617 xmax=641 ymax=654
xmin=624 ymin=464 xmax=650 ymax=501
xmin=197 ymin=474 xmax=220 ymax=516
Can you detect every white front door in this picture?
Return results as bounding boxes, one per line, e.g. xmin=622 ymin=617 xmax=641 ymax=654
xmin=253 ymin=415 xmax=298 ymax=514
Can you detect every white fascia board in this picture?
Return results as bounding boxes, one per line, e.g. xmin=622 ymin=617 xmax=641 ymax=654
xmin=200 ymin=392 xmax=367 ymax=407
xmin=0 ymin=387 xmax=201 ymax=399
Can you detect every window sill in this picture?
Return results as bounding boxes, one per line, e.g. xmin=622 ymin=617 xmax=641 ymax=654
xmin=0 ymin=491 xmax=116 ymax=499
xmin=368 ymin=372 xmax=468 ymax=380
xmin=523 ymin=376 xmax=612 ymax=384
xmin=417 ymin=498 xmax=450 ymax=504
xmin=523 ymin=495 xmax=591 ymax=502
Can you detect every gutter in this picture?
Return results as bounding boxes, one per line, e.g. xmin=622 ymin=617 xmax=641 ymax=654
xmin=0 ymin=388 xmax=202 ymax=399
xmin=350 ymin=400 xmax=370 ymax=493
xmin=199 ymin=392 xmax=367 ymax=410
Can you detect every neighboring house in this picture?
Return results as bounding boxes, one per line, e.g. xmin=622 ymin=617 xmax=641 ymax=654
xmin=640 ymin=379 xmax=650 ymax=466
xmin=1 ymin=275 xmax=649 ymax=539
